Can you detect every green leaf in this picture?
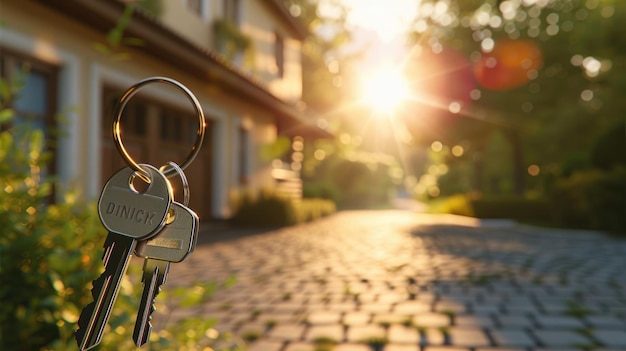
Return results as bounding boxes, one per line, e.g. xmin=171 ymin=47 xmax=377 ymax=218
xmin=223 ymin=275 xmax=237 ymax=288
xmin=0 ymin=108 xmax=14 ymax=123
xmin=92 ymin=42 xmax=112 ymax=55
xmin=260 ymin=136 xmax=291 ymax=161
xmin=121 ymin=37 xmax=145 ymax=47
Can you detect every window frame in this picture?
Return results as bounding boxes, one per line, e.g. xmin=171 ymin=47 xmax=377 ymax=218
xmin=0 ymin=46 xmax=59 ymax=178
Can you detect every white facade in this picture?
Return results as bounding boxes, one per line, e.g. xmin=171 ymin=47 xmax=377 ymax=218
xmin=0 ymin=0 xmax=314 ymax=220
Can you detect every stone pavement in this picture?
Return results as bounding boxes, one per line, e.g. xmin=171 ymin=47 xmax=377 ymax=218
xmin=161 ymin=210 xmax=626 ymax=351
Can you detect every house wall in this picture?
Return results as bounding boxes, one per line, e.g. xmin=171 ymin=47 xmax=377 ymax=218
xmin=243 ymin=0 xmax=303 ymax=104
xmin=0 ymin=0 xmax=291 ymax=219
xmin=158 ymin=0 xmax=303 ymax=104
xmin=159 ymin=0 xmax=217 ymax=51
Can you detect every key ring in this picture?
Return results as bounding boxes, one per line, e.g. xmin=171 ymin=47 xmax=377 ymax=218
xmin=159 ymin=161 xmax=190 ymax=207
xmin=113 ymin=77 xmax=206 ymax=182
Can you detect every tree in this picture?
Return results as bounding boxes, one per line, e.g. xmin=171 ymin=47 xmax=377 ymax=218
xmin=406 ymin=0 xmax=626 ymax=196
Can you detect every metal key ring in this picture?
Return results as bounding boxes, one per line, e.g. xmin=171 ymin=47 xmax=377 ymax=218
xmin=159 ymin=161 xmax=190 ymax=207
xmin=113 ymin=77 xmax=206 ymax=181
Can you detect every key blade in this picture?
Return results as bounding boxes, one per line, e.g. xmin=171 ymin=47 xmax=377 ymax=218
xmin=133 ymin=260 xmax=169 ymax=347
xmin=75 ymin=233 xmax=136 ymax=351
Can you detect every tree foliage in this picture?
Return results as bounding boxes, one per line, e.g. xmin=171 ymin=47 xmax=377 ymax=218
xmin=407 ymin=0 xmax=625 ymax=195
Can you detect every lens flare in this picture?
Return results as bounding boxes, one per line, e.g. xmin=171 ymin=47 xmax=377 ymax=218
xmin=474 ymin=39 xmax=543 ymax=90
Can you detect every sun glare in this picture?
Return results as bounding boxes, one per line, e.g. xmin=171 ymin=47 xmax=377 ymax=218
xmin=362 ymin=67 xmax=410 ymax=115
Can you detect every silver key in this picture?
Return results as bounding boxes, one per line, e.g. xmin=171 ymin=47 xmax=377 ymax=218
xmin=75 ymin=164 xmax=172 ymax=351
xmin=133 ymin=202 xmax=199 ymax=346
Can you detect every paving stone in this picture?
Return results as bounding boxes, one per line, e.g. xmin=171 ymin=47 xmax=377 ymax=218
xmin=423 ymin=329 xmax=446 ymax=345
xmin=334 ymin=343 xmax=373 ymax=351
xmin=532 ymin=329 xmax=591 ymax=347
xmin=260 ymin=312 xmax=304 ymax=325
xmin=393 ymin=301 xmax=431 ymax=314
xmin=166 ymin=211 xmax=626 ymax=350
xmin=345 ymin=325 xmax=386 ymax=343
xmin=267 ymin=324 xmax=306 ymax=341
xmin=343 ymin=312 xmax=371 ymax=326
xmin=503 ymin=303 xmax=541 ymax=314
xmin=383 ymin=344 xmax=420 ymax=351
xmin=489 ymin=329 xmax=536 ymax=347
xmin=236 ymin=322 xmax=267 ymax=337
xmin=496 ymin=315 xmax=534 ymax=328
xmin=306 ymin=311 xmax=342 ymax=325
xmin=327 ymin=302 xmax=359 ymax=312
xmin=247 ymin=340 xmax=284 ymax=351
xmin=283 ymin=342 xmax=315 ymax=351
xmin=593 ymin=330 xmax=626 ymax=347
xmin=359 ymin=304 xmax=393 ymax=313
xmin=535 ymin=315 xmax=586 ymax=329
xmin=454 ymin=315 xmax=495 ymax=328
xmin=470 ymin=304 xmax=502 ymax=314
xmin=388 ymin=324 xmax=420 ymax=343
xmin=434 ymin=300 xmax=468 ymax=314
xmin=447 ymin=328 xmax=491 ymax=347
xmin=304 ymin=324 xmax=344 ymax=342
xmin=372 ymin=313 xmax=412 ymax=325
xmin=584 ymin=315 xmax=626 ymax=328
xmin=413 ymin=313 xmax=451 ymax=328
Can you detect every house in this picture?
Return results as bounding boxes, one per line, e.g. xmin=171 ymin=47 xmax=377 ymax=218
xmin=0 ymin=0 xmax=328 ymax=220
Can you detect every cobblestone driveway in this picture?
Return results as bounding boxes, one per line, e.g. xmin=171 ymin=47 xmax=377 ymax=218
xmin=164 ymin=210 xmax=626 ymax=351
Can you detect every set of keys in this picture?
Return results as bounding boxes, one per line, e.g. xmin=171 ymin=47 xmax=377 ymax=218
xmin=75 ymin=77 xmax=206 ymax=350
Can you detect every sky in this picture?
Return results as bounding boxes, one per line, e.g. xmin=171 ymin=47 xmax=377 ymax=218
xmin=340 ymin=0 xmax=420 ymax=42
xmin=326 ymin=0 xmax=421 ymax=70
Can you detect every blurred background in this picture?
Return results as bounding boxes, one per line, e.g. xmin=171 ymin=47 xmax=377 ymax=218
xmin=0 ymin=0 xmax=625 ymax=349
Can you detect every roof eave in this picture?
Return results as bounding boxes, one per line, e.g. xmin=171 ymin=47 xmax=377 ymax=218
xmin=36 ymin=0 xmax=326 ymax=137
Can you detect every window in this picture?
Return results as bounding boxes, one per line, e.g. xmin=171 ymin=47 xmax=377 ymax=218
xmin=160 ymin=108 xmax=195 ymax=144
xmin=238 ymin=126 xmax=249 ymax=184
xmin=102 ymin=89 xmax=147 ymax=138
xmin=275 ymin=32 xmax=285 ymax=78
xmin=223 ymin=0 xmax=240 ymax=25
xmin=0 ymin=48 xmax=58 ymax=173
xmin=187 ymin=0 xmax=203 ymax=16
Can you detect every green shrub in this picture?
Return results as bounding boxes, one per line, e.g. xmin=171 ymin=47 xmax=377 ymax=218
xmin=429 ymin=194 xmax=553 ymax=223
xmin=552 ymin=167 xmax=626 ymax=234
xmin=297 ymin=198 xmax=337 ymax=222
xmin=230 ymin=188 xmax=298 ymax=227
xmin=302 ymin=181 xmax=340 ymax=203
xmin=470 ymin=197 xmax=554 ymax=223
xmin=591 ymin=122 xmax=626 ymax=171
xmin=230 ymin=188 xmax=336 ymax=227
xmin=306 ymin=157 xmax=394 ymax=209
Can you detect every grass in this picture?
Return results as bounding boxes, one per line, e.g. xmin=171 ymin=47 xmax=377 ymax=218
xmin=565 ymin=300 xmax=594 ymax=318
xmin=264 ymin=320 xmax=277 ymax=331
xmin=312 ymin=336 xmax=337 ymax=351
xmin=361 ymin=336 xmax=388 ymax=351
xmin=465 ymin=272 xmax=501 ymax=286
xmin=241 ymin=330 xmax=261 ymax=342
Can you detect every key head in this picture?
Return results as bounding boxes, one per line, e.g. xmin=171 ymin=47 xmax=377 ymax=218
xmin=98 ymin=164 xmax=173 ymax=239
xmin=136 ymin=202 xmax=199 ymax=262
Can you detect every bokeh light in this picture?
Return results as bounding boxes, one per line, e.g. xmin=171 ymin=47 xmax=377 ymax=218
xmin=431 ymin=141 xmax=443 ymax=152
xmin=474 ymin=39 xmax=542 ymax=90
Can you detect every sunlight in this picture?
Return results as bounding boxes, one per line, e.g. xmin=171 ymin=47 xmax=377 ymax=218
xmin=361 ymin=67 xmax=411 ymax=116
